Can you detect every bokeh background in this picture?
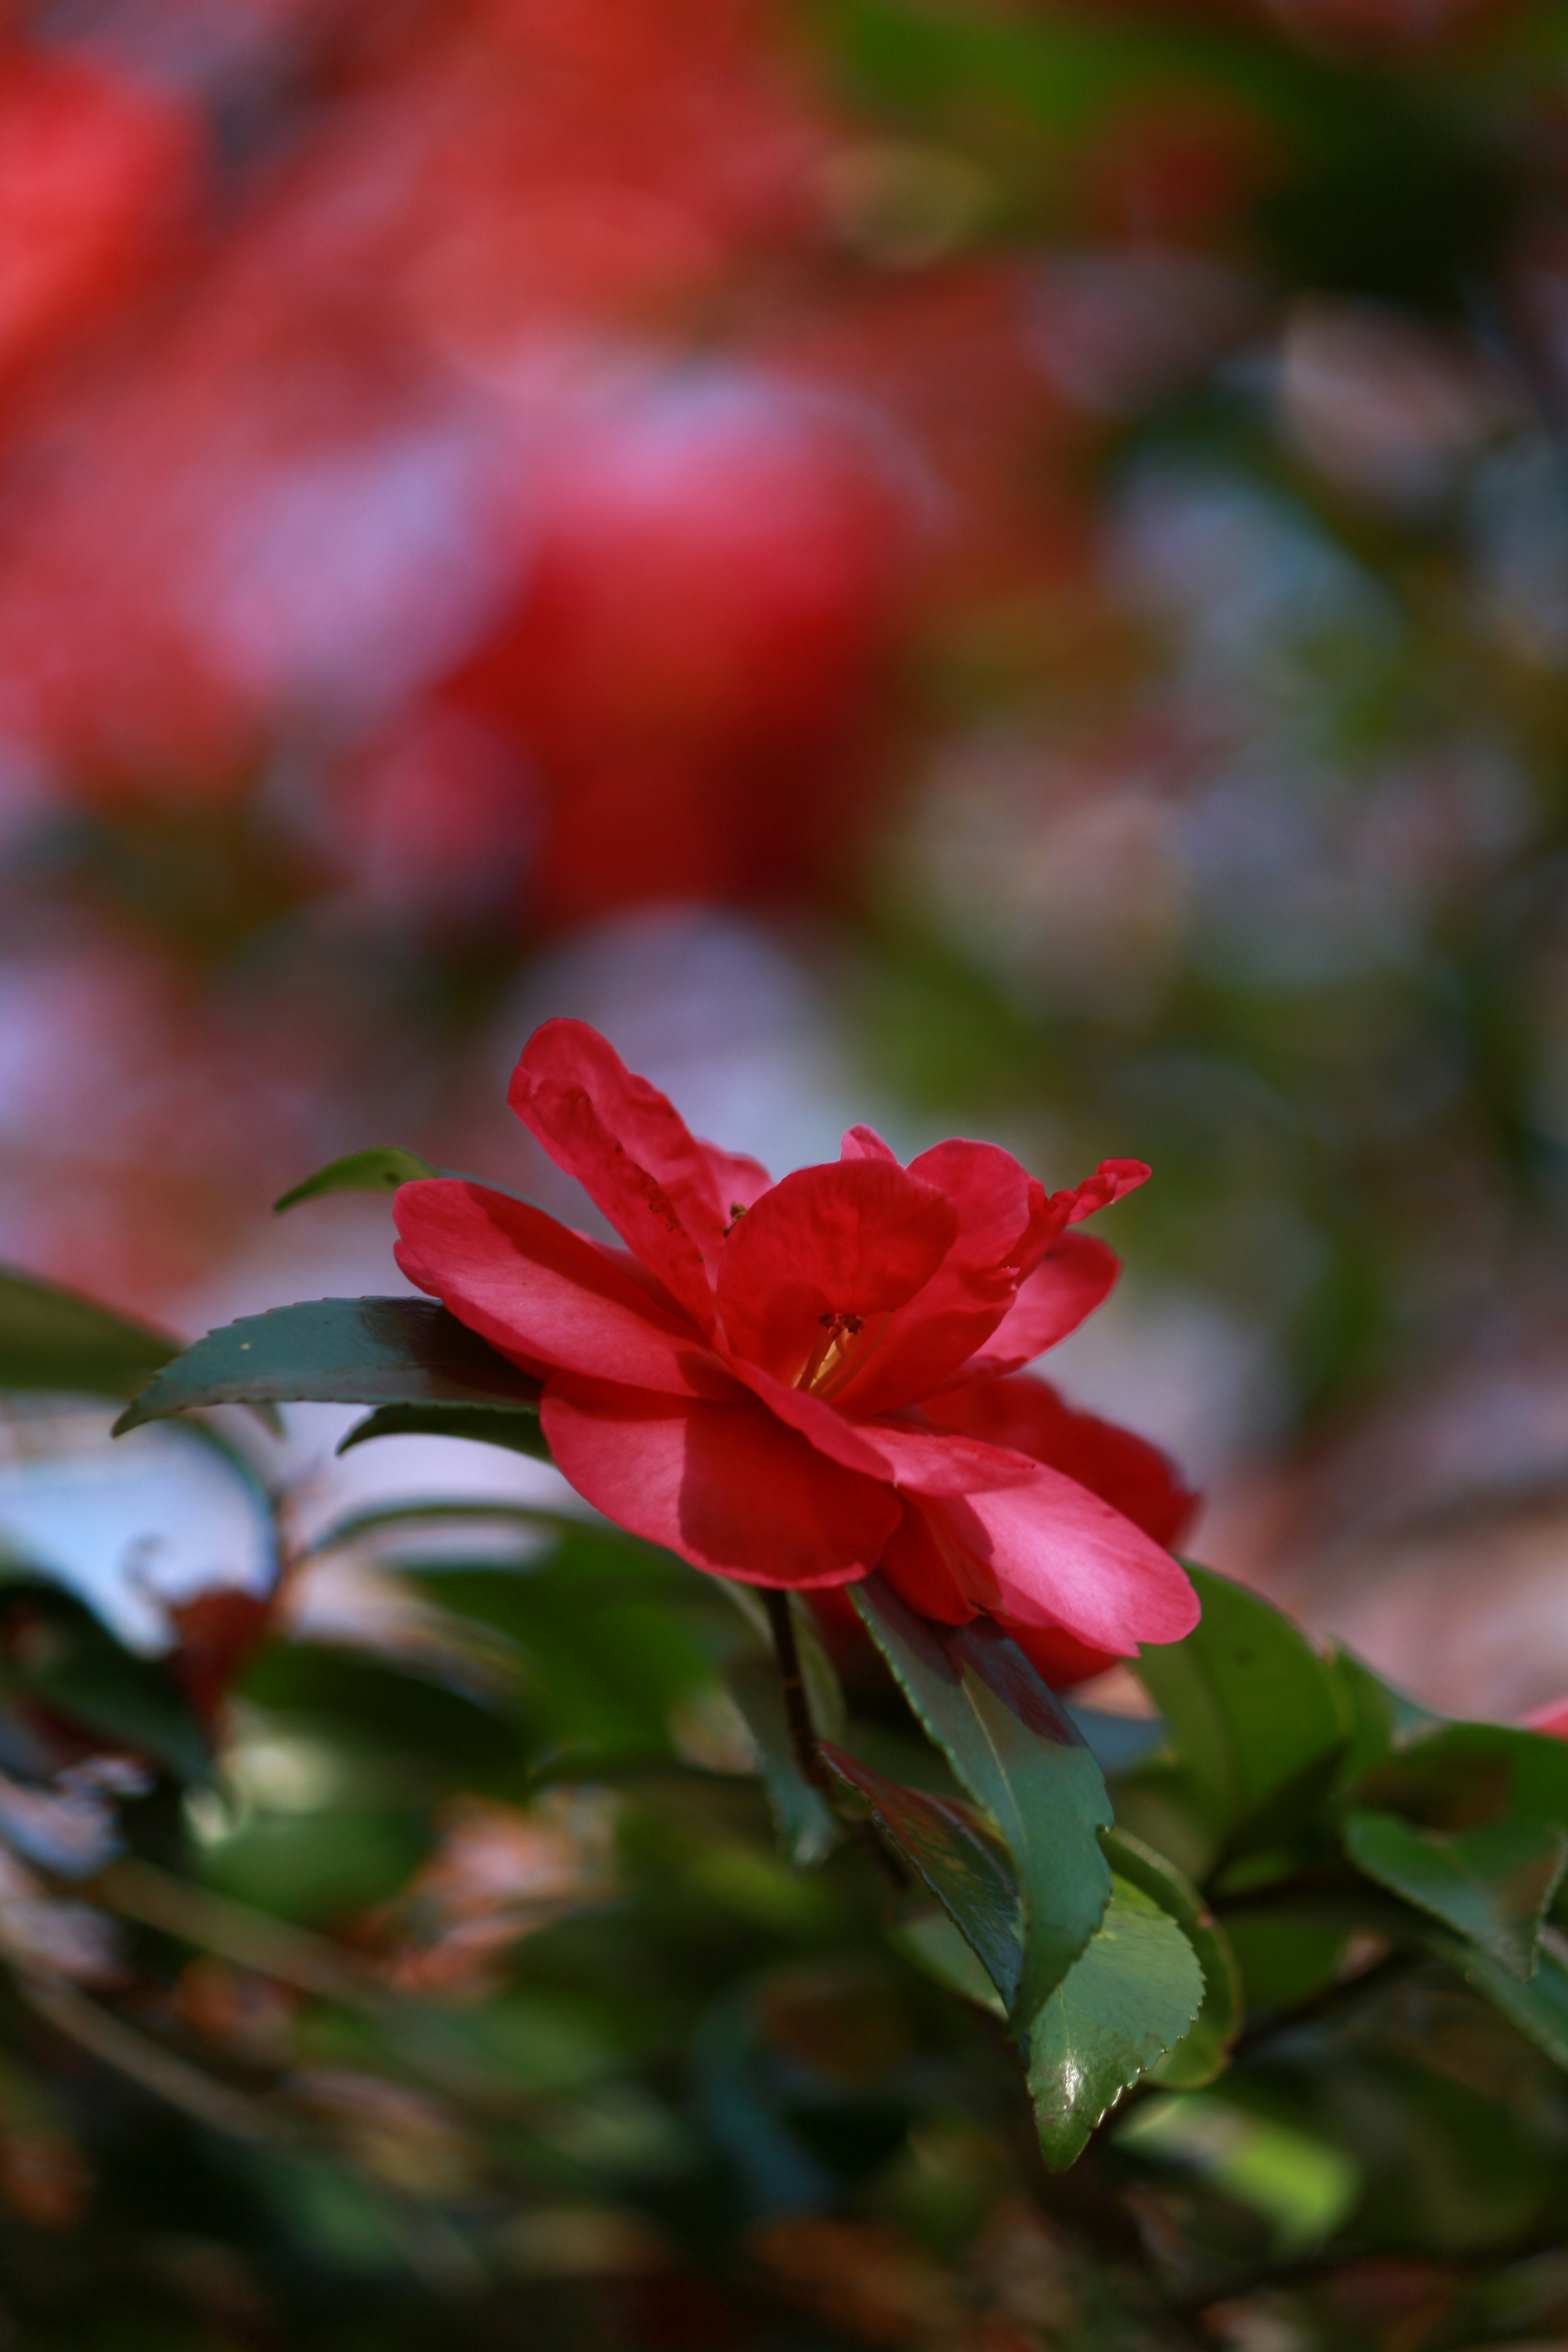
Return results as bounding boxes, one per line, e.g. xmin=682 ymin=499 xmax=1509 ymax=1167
xmin=5 ymin=0 xmax=1568 ymax=1716
xmin=5 ymin=2 xmax=1568 ymax=2338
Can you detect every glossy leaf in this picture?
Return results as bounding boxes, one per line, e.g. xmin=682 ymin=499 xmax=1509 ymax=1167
xmin=273 ymin=1147 xmax=439 ymax=1213
xmin=821 ymin=1740 xmax=1022 ymax=2002
xmin=113 ymin=1298 xmax=541 ymax=1434
xmin=337 ymin=1401 xmax=550 ymax=1461
xmin=1102 ymin=1827 xmax=1242 ymax=2087
xmin=0 ymin=1262 xmax=178 ymax=1400
xmin=1345 ymin=1809 xmax=1568 ymax=1981
xmin=1025 ymin=1874 xmax=1205 ymax=2169
xmin=853 ymin=1575 xmax=1111 ymax=2024
xmin=1134 ymin=1565 xmax=1351 ymax=1851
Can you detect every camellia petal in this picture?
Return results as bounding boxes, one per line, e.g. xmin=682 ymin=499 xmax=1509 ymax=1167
xmin=840 ymin=1124 xmax=899 ymax=1162
xmin=833 ymin=1137 xmax=1038 ymax=1416
xmin=716 ymin=1158 xmax=956 ymax=1386
xmin=1054 ymin=1158 xmax=1151 ymax=1226
xmin=957 ymin=1233 xmax=1121 ymax=1376
xmin=895 ymin=1470 xmax=1200 ymax=1657
xmin=394 ymin=1179 xmax=733 ymax=1398
xmin=920 ymin=1372 xmax=1198 ymax=1548
xmin=509 ymin=1018 xmax=723 ymax=1324
xmin=540 ymin=1375 xmax=904 ymax=1588
xmin=999 ymin=1620 xmax=1122 ymax=1690
xmin=700 ymin=1139 xmax=771 ymax=1215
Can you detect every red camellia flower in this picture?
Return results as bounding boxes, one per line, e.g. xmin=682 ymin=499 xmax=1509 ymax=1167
xmin=394 ymin=1020 xmax=1199 ymax=1685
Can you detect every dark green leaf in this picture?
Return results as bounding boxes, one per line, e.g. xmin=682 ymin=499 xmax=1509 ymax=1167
xmin=0 ymin=1579 xmax=208 ymax=1781
xmin=852 ymin=1575 xmax=1111 ymax=2024
xmin=1025 ymin=1874 xmax=1205 ymax=2169
xmin=821 ymin=1740 xmax=1021 ymax=2002
xmin=113 ymin=1298 xmax=541 ymax=1434
xmin=1352 ymin=1721 xmax=1568 ymax=1837
xmin=1433 ymin=1933 xmax=1568 ymax=2072
xmin=0 ymin=1261 xmax=178 ymax=1400
xmin=1330 ymin=1646 xmax=1439 ymax=1786
xmin=273 ymin=1147 xmax=438 ymax=1212
xmin=337 ymin=1401 xmax=550 ymax=1461
xmin=727 ymin=1657 xmax=841 ymax=1868
xmin=1102 ymin=1828 xmax=1242 ymax=2088
xmin=1134 ymin=1565 xmax=1351 ymax=1854
xmin=892 ymin=1908 xmax=1006 ymax=2017
xmin=1345 ymin=1809 xmax=1568 ymax=1981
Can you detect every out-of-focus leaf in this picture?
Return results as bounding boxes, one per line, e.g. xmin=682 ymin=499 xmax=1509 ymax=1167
xmin=726 ymin=1656 xmax=840 ymax=1868
xmin=1117 ymin=2093 xmax=1360 ymax=2253
xmin=1223 ymin=1915 xmax=1347 ymax=2012
xmin=414 ymin=1537 xmax=722 ymax=1766
xmin=1345 ymin=1810 xmax=1568 ymax=1981
xmin=1330 ymin=1646 xmax=1439 ymax=1786
xmin=892 ymin=1907 xmax=1007 ymax=2018
xmin=1025 ymin=1875 xmax=1204 ymax=2170
xmin=273 ymin=1147 xmax=438 ymax=1212
xmin=114 ymin=1298 xmax=541 ymax=1433
xmin=853 ymin=1575 xmax=1111 ymax=2025
xmin=336 ymin=1401 xmax=550 ymax=1461
xmin=1134 ymin=1566 xmax=1351 ymax=1853
xmin=0 ymin=1577 xmax=208 ymax=1781
xmin=0 ymin=1263 xmax=178 ymax=1400
xmin=1434 ymin=1933 xmax=1568 ymax=2073
xmin=236 ymin=1644 xmax=527 ymax=1785
xmin=196 ymin=1806 xmax=429 ymax=1927
xmin=1102 ymin=1828 xmax=1242 ymax=2088
xmin=821 ymin=1740 xmax=1021 ymax=2003
xmin=1354 ymin=1722 xmax=1568 ymax=1837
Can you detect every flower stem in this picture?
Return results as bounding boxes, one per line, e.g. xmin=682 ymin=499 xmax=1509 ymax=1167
xmin=762 ymin=1590 xmax=907 ymax=1893
xmin=762 ymin=1588 xmax=833 ymax=1794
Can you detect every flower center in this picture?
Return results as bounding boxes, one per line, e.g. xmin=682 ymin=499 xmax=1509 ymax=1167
xmin=796 ymin=1310 xmax=866 ymax=1399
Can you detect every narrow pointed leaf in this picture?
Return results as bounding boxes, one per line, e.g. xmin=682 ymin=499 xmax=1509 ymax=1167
xmin=273 ymin=1147 xmax=438 ymax=1212
xmin=0 ymin=1263 xmax=179 ymax=1399
xmin=337 ymin=1401 xmax=550 ymax=1461
xmin=1134 ymin=1565 xmax=1351 ymax=1851
xmin=1025 ymin=1874 xmax=1205 ymax=2169
xmin=1345 ymin=1809 xmax=1568 ymax=1981
xmin=1434 ymin=1931 xmax=1568 ymax=2070
xmin=1102 ymin=1827 xmax=1242 ymax=2087
xmin=852 ymin=1575 xmax=1111 ymax=2023
xmin=821 ymin=1740 xmax=1022 ymax=2002
xmin=114 ymin=1298 xmax=541 ymax=1434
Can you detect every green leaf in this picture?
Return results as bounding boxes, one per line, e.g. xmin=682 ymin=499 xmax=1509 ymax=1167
xmin=113 ymin=1298 xmax=541 ymax=1434
xmin=1345 ymin=1809 xmax=1568 ymax=1982
xmin=1102 ymin=1828 xmax=1243 ymax=2088
xmin=726 ymin=1656 xmax=841 ymax=1868
xmin=273 ymin=1147 xmax=438 ymax=1212
xmin=1329 ymin=1645 xmax=1439 ymax=1785
xmin=1434 ymin=1933 xmax=1568 ymax=2072
xmin=892 ymin=1907 xmax=1006 ymax=2018
xmin=0 ymin=1578 xmax=208 ymax=1782
xmin=0 ymin=1262 xmax=178 ymax=1400
xmin=852 ymin=1574 xmax=1111 ymax=2025
xmin=1134 ymin=1565 xmax=1351 ymax=1853
xmin=336 ymin=1401 xmax=550 ymax=1461
xmin=1025 ymin=1874 xmax=1205 ymax=2169
xmin=820 ymin=1740 xmax=1022 ymax=2002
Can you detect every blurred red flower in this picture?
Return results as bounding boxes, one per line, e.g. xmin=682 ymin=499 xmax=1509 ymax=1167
xmin=394 ymin=1019 xmax=1198 ymax=1680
